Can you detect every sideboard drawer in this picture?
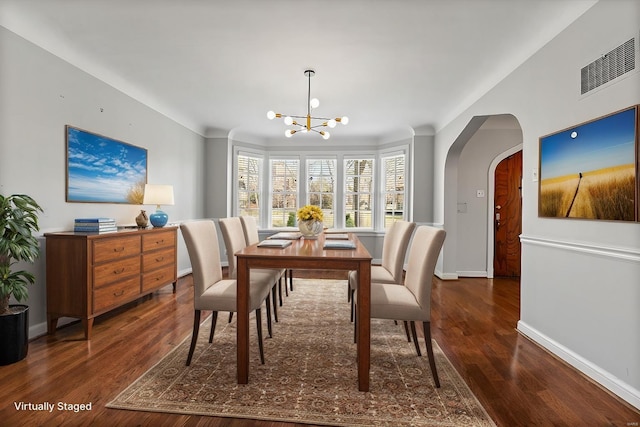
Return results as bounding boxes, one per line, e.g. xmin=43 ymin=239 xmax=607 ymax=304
xmin=93 ymin=276 xmax=140 ymax=312
xmin=142 ymin=247 xmax=175 ymax=273
xmin=142 ymin=230 xmax=175 ymax=252
xmin=93 ymin=235 xmax=141 ymax=263
xmin=93 ymin=256 xmax=141 ymax=288
xmin=142 ymin=265 xmax=175 ymax=293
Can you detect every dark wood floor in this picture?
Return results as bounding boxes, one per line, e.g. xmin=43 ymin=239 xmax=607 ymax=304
xmin=1 ymin=271 xmax=638 ymax=426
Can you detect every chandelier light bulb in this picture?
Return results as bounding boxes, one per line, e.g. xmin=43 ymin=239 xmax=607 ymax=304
xmin=310 ymin=98 xmax=320 ymax=109
xmin=285 ymin=129 xmax=295 ymax=138
xmin=267 ymin=110 xmax=276 ymax=120
xmin=327 ymin=119 xmax=337 ymax=128
xmin=341 ymin=116 xmax=349 ymax=125
xmin=322 ymin=131 xmax=330 ymax=140
xmin=284 ymin=116 xmax=293 ymax=125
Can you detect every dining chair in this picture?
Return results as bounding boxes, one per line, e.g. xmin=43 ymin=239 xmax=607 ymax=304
xmin=355 ymin=225 xmax=446 ymax=387
xmin=219 ymin=217 xmax=280 ymax=335
xmin=240 ymin=215 xmax=287 ymax=312
xmin=180 ymin=220 xmax=273 ymax=365
xmin=348 ymin=220 xmax=416 ymax=322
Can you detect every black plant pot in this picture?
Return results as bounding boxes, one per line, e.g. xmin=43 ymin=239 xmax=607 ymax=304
xmin=0 ymin=305 xmax=29 ymax=365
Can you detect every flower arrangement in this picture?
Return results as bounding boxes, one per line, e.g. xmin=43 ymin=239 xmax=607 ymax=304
xmin=297 ymin=205 xmax=323 ymax=222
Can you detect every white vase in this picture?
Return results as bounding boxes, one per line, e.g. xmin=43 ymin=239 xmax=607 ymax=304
xmin=298 ymin=220 xmax=323 ymax=239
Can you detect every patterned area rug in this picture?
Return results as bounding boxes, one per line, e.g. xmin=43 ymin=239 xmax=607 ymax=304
xmin=108 ymin=279 xmax=495 ymax=426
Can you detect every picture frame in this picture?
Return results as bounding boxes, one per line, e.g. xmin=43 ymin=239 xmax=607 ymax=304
xmin=66 ymin=125 xmax=148 ymax=203
xmin=538 ymin=105 xmax=639 ymax=221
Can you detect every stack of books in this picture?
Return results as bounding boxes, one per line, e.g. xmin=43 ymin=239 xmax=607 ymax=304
xmin=257 ymin=239 xmax=293 ymax=248
xmin=268 ymin=232 xmax=302 ymax=240
xmin=74 ymin=218 xmax=117 ymax=233
xmin=323 ymin=240 xmax=356 ymax=250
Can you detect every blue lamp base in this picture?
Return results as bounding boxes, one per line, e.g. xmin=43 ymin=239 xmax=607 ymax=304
xmin=149 ymin=210 xmax=168 ymax=227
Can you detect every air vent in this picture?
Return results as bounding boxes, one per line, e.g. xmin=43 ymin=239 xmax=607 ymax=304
xmin=581 ymin=37 xmax=636 ymax=95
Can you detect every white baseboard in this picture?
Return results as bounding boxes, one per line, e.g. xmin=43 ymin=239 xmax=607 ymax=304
xmin=178 ymin=267 xmax=192 ymax=278
xmin=436 ymin=270 xmax=458 ymax=280
xmin=517 ymin=320 xmax=640 ymax=410
xmin=456 ymin=270 xmax=488 ymax=278
xmin=30 ymin=317 xmax=76 ymax=340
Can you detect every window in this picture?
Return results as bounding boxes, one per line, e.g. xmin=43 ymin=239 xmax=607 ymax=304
xmin=345 ymin=158 xmax=374 ymax=228
xmin=237 ymin=153 xmax=262 ymax=219
xmin=233 ymin=143 xmax=410 ymax=230
xmin=306 ymin=159 xmax=336 ymax=228
xmin=382 ymin=154 xmax=405 ymax=228
xmin=270 ymin=159 xmax=299 ymax=227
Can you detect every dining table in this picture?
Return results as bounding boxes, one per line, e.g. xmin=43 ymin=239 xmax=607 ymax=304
xmin=235 ymin=232 xmax=372 ymax=391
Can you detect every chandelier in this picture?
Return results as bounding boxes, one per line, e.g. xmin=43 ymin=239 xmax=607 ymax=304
xmin=267 ymin=69 xmax=348 ymax=140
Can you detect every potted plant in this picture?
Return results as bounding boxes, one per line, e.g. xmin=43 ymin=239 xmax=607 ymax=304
xmin=0 ymin=194 xmax=43 ymax=365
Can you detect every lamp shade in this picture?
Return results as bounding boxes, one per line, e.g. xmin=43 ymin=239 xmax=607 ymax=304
xmin=143 ymin=184 xmax=174 ymax=227
xmin=143 ymin=184 xmax=174 ymax=206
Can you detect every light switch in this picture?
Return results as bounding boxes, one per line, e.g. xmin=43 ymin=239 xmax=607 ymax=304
xmin=476 ymin=190 xmax=485 ymax=198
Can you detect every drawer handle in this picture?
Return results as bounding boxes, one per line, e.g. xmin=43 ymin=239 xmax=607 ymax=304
xmin=155 ymin=256 xmax=164 ymax=262
xmin=155 ymin=274 xmax=165 ymax=281
xmin=113 ymin=290 xmax=125 ymax=297
xmin=155 ymin=239 xmax=164 ymax=245
xmin=113 ymin=247 xmax=125 ymax=253
xmin=113 ymin=268 xmax=125 ymax=274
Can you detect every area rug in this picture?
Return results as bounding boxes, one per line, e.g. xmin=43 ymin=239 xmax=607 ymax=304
xmin=107 ymin=279 xmax=495 ymax=426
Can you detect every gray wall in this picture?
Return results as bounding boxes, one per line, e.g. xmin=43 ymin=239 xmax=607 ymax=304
xmin=412 ymin=132 xmax=435 ymax=224
xmin=0 ymin=27 xmax=206 ymax=336
xmin=434 ymin=0 xmax=640 ymax=408
xmin=204 ymin=137 xmax=230 ymax=219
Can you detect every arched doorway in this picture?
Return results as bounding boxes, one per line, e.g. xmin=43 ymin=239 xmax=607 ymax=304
xmin=442 ymin=114 xmax=522 ymax=279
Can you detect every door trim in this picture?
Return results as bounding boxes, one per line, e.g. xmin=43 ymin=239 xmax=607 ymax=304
xmin=487 ymin=144 xmax=522 ymax=278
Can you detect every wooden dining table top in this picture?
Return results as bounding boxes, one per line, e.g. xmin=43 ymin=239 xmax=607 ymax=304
xmin=235 ymin=232 xmax=372 ymax=265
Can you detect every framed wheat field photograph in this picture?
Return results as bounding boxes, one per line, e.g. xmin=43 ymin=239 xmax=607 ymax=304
xmin=66 ymin=125 xmax=148 ymax=203
xmin=538 ymin=105 xmax=638 ymax=221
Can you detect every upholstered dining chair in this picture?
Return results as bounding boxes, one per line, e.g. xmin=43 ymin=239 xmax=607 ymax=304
xmin=180 ymin=220 xmax=273 ymax=365
xmin=348 ymin=220 xmax=416 ymax=322
xmin=240 ymin=215 xmax=287 ymax=313
xmin=219 ymin=217 xmax=280 ymax=335
xmin=355 ymin=225 xmax=446 ymax=387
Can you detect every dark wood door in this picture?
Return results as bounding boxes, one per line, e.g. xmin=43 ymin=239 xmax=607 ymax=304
xmin=494 ymin=151 xmax=522 ymax=277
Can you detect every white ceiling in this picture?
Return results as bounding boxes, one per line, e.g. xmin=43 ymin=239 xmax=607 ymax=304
xmin=0 ymin=0 xmax=598 ymax=140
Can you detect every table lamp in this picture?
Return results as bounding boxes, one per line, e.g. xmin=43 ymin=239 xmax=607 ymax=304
xmin=143 ymin=184 xmax=174 ymax=227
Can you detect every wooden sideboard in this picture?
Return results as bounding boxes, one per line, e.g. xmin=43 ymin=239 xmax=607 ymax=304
xmin=45 ymin=226 xmax=178 ymax=339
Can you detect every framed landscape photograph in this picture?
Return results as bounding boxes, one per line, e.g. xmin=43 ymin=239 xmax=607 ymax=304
xmin=66 ymin=126 xmax=148 ymax=203
xmin=538 ymin=105 xmax=638 ymax=221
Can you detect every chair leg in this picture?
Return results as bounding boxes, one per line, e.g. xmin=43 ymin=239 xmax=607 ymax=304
xmin=255 ymin=308 xmax=265 ymax=365
xmin=410 ymin=321 xmax=422 ymax=356
xmin=228 ymin=312 xmax=233 ymax=323
xmin=350 ymin=289 xmax=355 ymax=322
xmin=289 ymin=269 xmax=293 ymax=291
xmin=272 ymin=285 xmax=279 ymax=322
xmin=403 ymin=321 xmax=411 ymax=342
xmin=422 ymin=321 xmax=440 ymax=388
xmin=278 ymin=277 xmax=284 ymax=306
xmin=209 ymin=311 xmax=218 ymax=343
xmin=284 ymin=270 xmax=289 ymax=297
xmin=265 ymin=295 xmax=273 ymax=338
xmin=186 ymin=310 xmax=201 ymax=366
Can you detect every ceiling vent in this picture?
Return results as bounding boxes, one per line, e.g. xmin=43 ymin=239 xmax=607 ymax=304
xmin=581 ymin=37 xmax=636 ymax=95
